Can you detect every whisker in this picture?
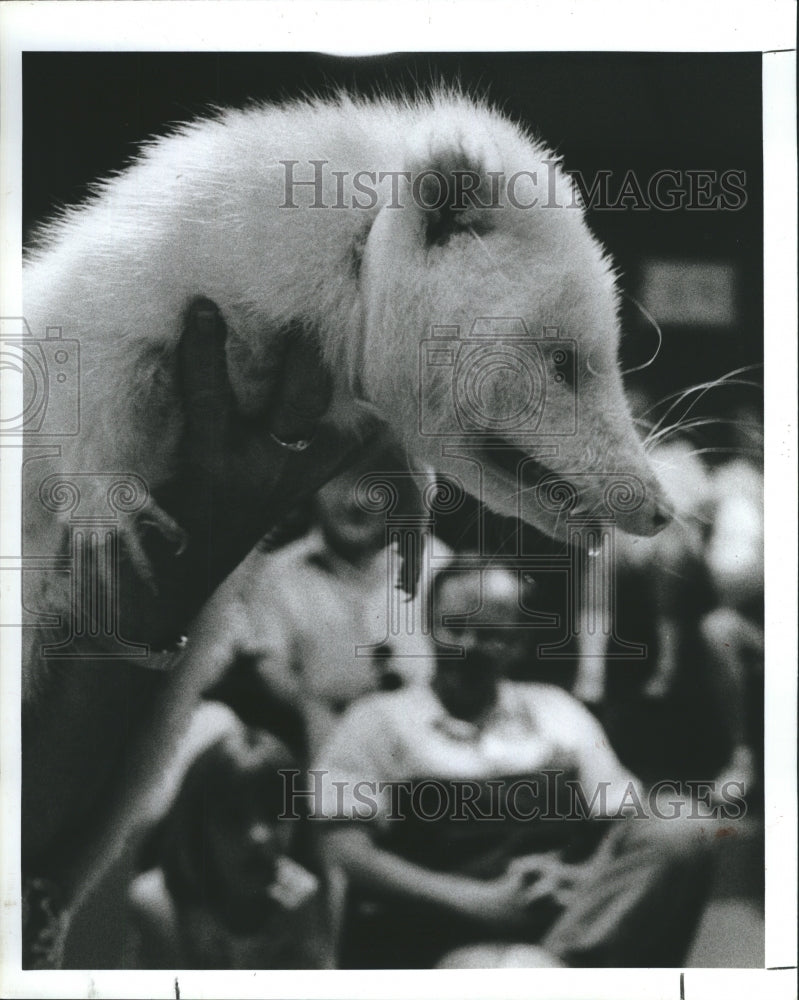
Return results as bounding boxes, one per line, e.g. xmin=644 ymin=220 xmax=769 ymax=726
xmin=640 ymin=367 xmax=763 ymax=449
xmin=639 ymin=364 xmax=763 ymax=418
xmin=619 ymin=293 xmax=663 ymax=376
xmin=644 ymin=415 xmax=737 ymax=449
xmin=678 ymin=445 xmax=764 ymax=462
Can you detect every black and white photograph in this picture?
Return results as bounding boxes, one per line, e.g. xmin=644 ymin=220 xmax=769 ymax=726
xmin=0 ymin=2 xmax=795 ymax=998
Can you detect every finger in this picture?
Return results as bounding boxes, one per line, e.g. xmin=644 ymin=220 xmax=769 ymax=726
xmin=506 ymin=861 xmax=540 ymax=885
xmin=522 ymin=873 xmax=558 ymax=904
xmin=223 ymin=321 xmax=288 ymax=421
xmin=507 ymin=853 xmax=554 ymax=879
xmin=176 ymin=297 xmax=235 ymax=450
xmin=268 ymin=332 xmax=332 ymax=447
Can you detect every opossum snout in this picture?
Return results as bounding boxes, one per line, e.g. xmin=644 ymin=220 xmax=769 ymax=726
xmin=652 ymin=503 xmax=673 ymax=530
xmin=612 ymin=490 xmax=674 ymax=537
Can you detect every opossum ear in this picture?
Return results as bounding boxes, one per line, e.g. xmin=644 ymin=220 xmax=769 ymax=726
xmin=412 ymin=148 xmax=500 ymax=247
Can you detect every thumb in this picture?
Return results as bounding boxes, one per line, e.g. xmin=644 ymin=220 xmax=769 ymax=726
xmin=268 ymin=332 xmax=332 ymax=448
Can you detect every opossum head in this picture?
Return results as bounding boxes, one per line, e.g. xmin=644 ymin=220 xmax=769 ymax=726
xmin=359 ymin=101 xmax=672 ymax=539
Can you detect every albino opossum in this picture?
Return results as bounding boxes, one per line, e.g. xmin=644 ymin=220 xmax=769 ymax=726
xmin=21 ymin=90 xmax=671 ymax=964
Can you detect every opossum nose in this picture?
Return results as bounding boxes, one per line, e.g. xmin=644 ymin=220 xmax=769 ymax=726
xmin=640 ymin=498 xmax=674 ymax=535
xmin=613 ymin=494 xmax=673 ymax=537
xmin=652 ymin=505 xmax=672 ymax=530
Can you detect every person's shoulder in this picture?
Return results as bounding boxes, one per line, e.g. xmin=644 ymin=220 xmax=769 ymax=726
xmin=190 ymin=535 xmax=313 ymax=631
xmin=128 ymin=867 xmax=175 ymax=926
xmin=502 ymin=680 xmax=592 ymax=719
xmin=503 ymin=679 xmax=576 ymax=700
xmin=343 ymin=684 xmax=430 ymax=724
xmin=245 ymin=530 xmax=323 ymax=584
xmin=320 ymin=686 xmax=433 ymax=758
xmin=506 ymin=681 xmax=614 ymax=759
xmin=220 ymin=531 xmax=324 ymax=635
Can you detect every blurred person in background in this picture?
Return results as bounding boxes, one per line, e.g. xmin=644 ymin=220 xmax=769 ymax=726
xmin=316 ymin=567 xmax=715 ymax=969
xmin=114 ymin=446 xmax=442 ymax=969
xmin=193 ymin=447 xmax=441 ymax=759
xmin=128 ymin=723 xmax=330 ymax=969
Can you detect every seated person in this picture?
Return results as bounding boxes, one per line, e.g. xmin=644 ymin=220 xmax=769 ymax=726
xmin=128 ymin=723 xmax=329 ymax=969
xmin=315 ymin=567 xmax=716 ymax=969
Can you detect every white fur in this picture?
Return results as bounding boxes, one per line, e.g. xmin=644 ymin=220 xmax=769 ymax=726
xmin=25 ymin=91 xmax=669 ymax=543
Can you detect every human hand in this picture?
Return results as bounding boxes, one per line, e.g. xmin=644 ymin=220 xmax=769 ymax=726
xmin=506 ymin=851 xmax=580 ymax=906
xmin=464 ymin=853 xmax=575 ymax=929
xmin=116 ymin=296 xmax=366 ymax=650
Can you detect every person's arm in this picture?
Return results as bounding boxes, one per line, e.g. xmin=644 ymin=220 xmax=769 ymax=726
xmin=127 ymin=868 xmax=182 ymax=969
xmin=536 ymin=685 xmax=643 ymax=817
xmin=314 ymin=696 xmax=559 ymax=929
xmin=320 ymin=824 xmax=547 ymax=929
xmin=642 ymin=616 xmax=679 ymax=697
xmin=60 ymin=587 xmax=248 ymax=899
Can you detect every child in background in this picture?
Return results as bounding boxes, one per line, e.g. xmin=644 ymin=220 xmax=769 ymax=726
xmin=128 ymin=724 xmax=329 ymax=969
